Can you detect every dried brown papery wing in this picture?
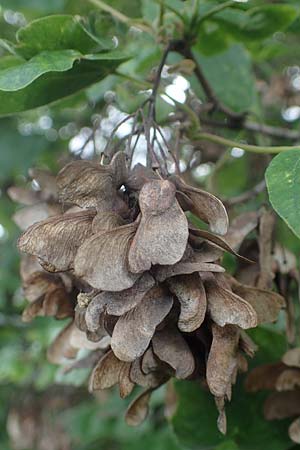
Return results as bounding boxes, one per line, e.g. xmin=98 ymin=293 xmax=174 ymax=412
xmin=154 ymin=262 xmax=224 ymax=282
xmin=152 ymin=326 xmax=195 ymax=379
xmin=89 ymin=350 xmax=130 ymax=392
xmin=92 ymin=211 xmax=125 ymax=233
xmin=245 ymin=363 xmax=287 ymax=392
xmin=126 ymin=163 xmax=158 ymax=191
xmin=85 ymin=273 xmax=155 ymax=331
xmin=257 ymin=209 xmax=275 ymax=289
xmin=189 ymin=227 xmax=252 ymax=263
xmin=224 ymin=212 xmax=258 ymax=251
xmin=42 ymin=287 xmax=74 ymax=319
xmin=23 ymin=271 xmax=60 ymax=302
xmin=204 ymin=276 xmax=257 ymax=329
xmin=18 ymin=210 xmax=95 ymax=272
xmin=125 ymin=389 xmax=152 ymax=426
xmin=264 ymin=391 xmax=300 ymax=420
xmin=22 ymin=297 xmax=44 ymax=322
xmin=141 ymin=347 xmax=159 ymax=374
xmin=111 ymin=286 xmax=173 ymax=362
xmin=172 ymin=176 xmax=229 ymax=235
xmin=230 ymin=280 xmax=285 ymax=324
xmin=7 ymin=186 xmax=40 ymax=205
xmin=57 ymin=160 xmax=114 ymax=209
xmin=167 ymin=273 xmax=207 ymax=332
xmin=276 ymin=369 xmax=300 ymax=391
xmin=119 ymin=362 xmax=135 ymax=398
xmin=29 ymin=168 xmax=57 ymax=199
xmin=130 ymin=358 xmax=167 ymax=388
xmin=206 ymin=324 xmax=239 ymax=397
xmin=282 ymin=348 xmax=300 ymax=368
xmin=215 ymin=396 xmax=227 ymax=435
xmin=75 ymin=223 xmax=139 ymax=291
xmin=47 ymin=321 xmax=78 ymax=364
xmin=13 ymin=203 xmax=60 ymax=230
xmin=128 ymin=180 xmax=188 ymax=273
xmin=289 ymin=417 xmax=300 ymax=444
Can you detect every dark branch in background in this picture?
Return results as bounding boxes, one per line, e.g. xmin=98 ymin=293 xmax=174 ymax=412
xmin=200 ymin=118 xmax=300 ymax=141
xmin=224 ymin=180 xmax=266 ymax=207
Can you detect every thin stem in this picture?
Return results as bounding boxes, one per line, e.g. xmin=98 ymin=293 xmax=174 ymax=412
xmin=225 ymin=180 xmax=266 ymax=206
xmin=200 ymin=117 xmax=300 ymax=141
xmin=87 ymin=0 xmax=151 ymax=32
xmin=87 ymin=0 xmax=130 ymax=23
xmin=197 ymin=0 xmax=236 ymax=25
xmin=195 ymin=131 xmax=300 ymax=154
xmin=182 ymin=46 xmax=246 ymax=122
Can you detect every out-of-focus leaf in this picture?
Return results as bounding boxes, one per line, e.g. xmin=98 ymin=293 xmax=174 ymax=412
xmin=266 ymin=149 xmax=300 ymax=239
xmin=190 ymin=45 xmax=257 ymax=112
xmin=16 ymin=15 xmax=109 ymax=58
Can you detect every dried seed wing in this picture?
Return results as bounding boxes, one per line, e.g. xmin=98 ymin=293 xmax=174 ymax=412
xmin=224 ymin=211 xmax=258 ymax=250
xmin=172 ymin=176 xmax=229 ymax=235
xmin=29 ymin=168 xmax=57 ymax=199
xmin=119 ymin=362 xmax=135 ymax=398
xmin=13 ymin=203 xmax=57 ymax=230
xmin=128 ymin=180 xmax=188 ymax=272
xmin=18 ymin=210 xmax=95 ymax=272
xmin=282 ymin=348 xmax=300 ymax=368
xmin=89 ymin=350 xmax=122 ymax=391
xmin=206 ymin=324 xmax=239 ymax=397
xmin=110 ymin=151 xmax=128 ymax=186
xmin=75 ymin=223 xmax=139 ymax=291
xmin=47 ymin=321 xmax=78 ymax=364
xmin=167 ymin=273 xmax=207 ymax=332
xmin=152 ymin=326 xmax=195 ymax=379
xmin=276 ymin=369 xmax=300 ymax=391
xmin=289 ymin=417 xmax=300 ymax=444
xmin=57 ymin=160 xmax=115 ymax=209
xmin=111 ymin=286 xmax=173 ymax=362
xmin=125 ymin=389 xmax=152 ymax=426
xmin=130 ymin=358 xmax=167 ymax=388
xmin=204 ymin=277 xmax=257 ymax=329
xmin=189 ymin=227 xmax=253 ymax=263
xmin=7 ymin=186 xmax=40 ymax=206
xmin=155 ymin=261 xmax=224 ymax=282
xmin=257 ymin=209 xmax=276 ymax=289
xmin=245 ymin=363 xmax=286 ymax=392
xmin=92 ymin=211 xmax=125 ymax=233
xmin=22 ymin=297 xmax=44 ymax=322
xmin=231 ymin=281 xmax=285 ymax=324
xmin=264 ymin=391 xmax=300 ymax=420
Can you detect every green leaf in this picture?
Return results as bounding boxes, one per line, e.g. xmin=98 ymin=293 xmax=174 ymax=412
xmin=266 ymin=149 xmax=300 ymax=239
xmin=242 ymin=5 xmax=298 ymax=40
xmin=0 ymin=50 xmax=80 ymax=91
xmin=190 ymin=44 xmax=257 ymax=112
xmin=212 ymin=4 xmax=298 ymax=42
xmin=0 ymin=50 xmax=126 ymax=115
xmin=16 ymin=15 xmax=109 ymax=59
xmin=172 ymin=328 xmax=292 ymax=450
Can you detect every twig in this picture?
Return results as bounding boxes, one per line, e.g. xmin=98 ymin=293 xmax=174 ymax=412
xmin=200 ymin=117 xmax=300 ymax=141
xmin=87 ymin=0 xmax=151 ymax=32
xmin=194 ymin=131 xmax=300 ymax=154
xmin=196 ymin=0 xmax=236 ymax=25
xmin=224 ymin=180 xmax=266 ymax=207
